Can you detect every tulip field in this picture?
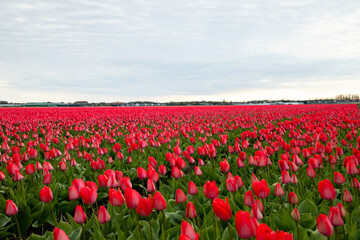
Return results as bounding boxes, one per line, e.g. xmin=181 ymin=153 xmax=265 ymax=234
xmin=1 ymin=104 xmax=360 ymax=240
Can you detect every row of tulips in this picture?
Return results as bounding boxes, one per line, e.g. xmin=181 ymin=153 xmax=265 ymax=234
xmin=0 ymin=104 xmax=359 ymax=240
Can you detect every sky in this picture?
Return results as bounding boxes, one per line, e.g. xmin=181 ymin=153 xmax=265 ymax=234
xmin=1 ymin=0 xmax=360 ymax=103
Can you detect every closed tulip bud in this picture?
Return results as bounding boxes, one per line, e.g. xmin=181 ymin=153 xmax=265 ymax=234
xmin=43 ymin=172 xmax=52 ymax=185
xmin=291 ymin=173 xmax=298 ymax=184
xmin=0 ymin=171 xmax=5 ymax=181
xmin=281 ymin=170 xmax=291 ymax=184
xmin=158 ymin=165 xmax=167 ymax=175
xmin=212 ymin=197 xmax=232 ymax=221
xmin=343 ymin=190 xmax=353 ymax=203
xmin=136 ymin=196 xmax=153 ymax=217
xmin=72 ymin=178 xmax=85 ymax=192
xmin=317 ymin=214 xmax=333 ymax=237
xmin=176 ymin=189 xmax=187 ymax=204
xmin=181 ymin=220 xmax=199 ymax=240
xmin=329 ymin=206 xmax=344 ymax=226
xmin=337 ymin=203 xmax=346 ymax=218
xmin=137 ymin=167 xmax=147 ymax=180
xmin=252 ymin=180 xmax=270 ymax=199
xmin=244 ymin=190 xmax=255 ymax=207
xmin=40 ymin=186 xmax=53 ymax=203
xmin=69 ymin=186 xmax=80 ymax=200
xmin=12 ymin=170 xmax=24 ymax=182
xmin=318 ymin=179 xmax=336 ymax=201
xmin=289 ymin=192 xmax=298 ymax=205
xmin=97 ymin=206 xmax=111 ymax=224
xmin=275 ymin=183 xmax=285 ymax=197
xmin=153 ymin=191 xmax=166 ymax=211
xmin=291 ymin=208 xmax=300 ymax=222
xmin=234 ymin=176 xmax=244 ymax=189
xmin=251 ymin=203 xmax=263 ymax=220
xmin=307 ymin=166 xmax=316 ymax=178
xmin=203 ymin=181 xmax=219 ymax=200
xmin=255 ymin=199 xmax=264 ymax=212
xmin=219 ymin=159 xmax=230 ymax=173
xmin=109 ymin=188 xmax=124 ymax=207
xmin=171 ymin=167 xmax=183 ymax=179
xmin=120 ymin=177 xmax=132 ymax=191
xmin=226 ymin=177 xmax=238 ymax=193
xmin=146 ymin=178 xmax=156 ymax=193
xmin=188 ymin=181 xmax=198 ymax=195
xmin=194 ymin=166 xmax=202 ymax=176
xmin=80 ymin=186 xmax=97 ymax=205
xmin=5 ymin=199 xmax=18 ymax=216
xmin=334 ymin=172 xmax=345 ymax=185
xmin=73 ymin=205 xmax=86 ymax=224
xmin=185 ymin=201 xmax=196 ymax=219
xmin=124 ymin=187 xmax=141 ymax=209
xmin=59 ymin=161 xmax=67 ymax=171
xmin=53 ymin=227 xmax=70 ymax=240
xmin=235 ymin=210 xmax=256 ymax=239
xmin=25 ymin=164 xmax=35 ymax=175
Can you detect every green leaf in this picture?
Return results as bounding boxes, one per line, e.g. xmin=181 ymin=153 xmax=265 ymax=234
xmin=0 ymin=214 xmax=10 ymax=228
xmin=272 ymin=212 xmax=296 ymax=232
xmin=351 ymin=207 xmax=360 ymax=225
xmin=26 ymin=233 xmax=47 ymax=240
xmin=299 ymin=198 xmax=318 ymax=216
xmin=299 ymin=213 xmax=316 ymax=229
xmin=56 ymin=221 xmax=73 ymax=235
xmin=308 ymin=229 xmax=327 ymax=240
xmin=68 ymin=227 xmax=82 ymax=240
xmin=17 ymin=203 xmax=33 ymax=235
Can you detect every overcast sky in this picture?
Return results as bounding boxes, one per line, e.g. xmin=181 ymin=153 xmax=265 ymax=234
xmin=1 ymin=0 xmax=360 ymax=102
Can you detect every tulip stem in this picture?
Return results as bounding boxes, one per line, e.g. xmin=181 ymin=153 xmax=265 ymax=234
xmin=14 ymin=215 xmax=22 ymax=240
xmin=227 ymin=221 xmax=233 ymax=240
xmin=213 ymin=212 xmax=218 ymax=239
xmin=148 ymin=218 xmax=153 ymax=240
xmin=120 ymin=205 xmax=125 ymax=237
xmin=335 ymin=226 xmax=339 ymax=240
xmin=49 ymin=202 xmax=57 ymax=225
xmin=296 ymin=222 xmax=300 ymax=240
xmin=162 ymin=211 xmax=166 ymax=240
xmin=81 ymin=223 xmax=86 ymax=240
xmin=135 ymin=211 xmax=144 ymax=240
xmin=105 ymin=222 xmax=108 ymax=240
xmin=91 ymin=205 xmax=100 ymax=230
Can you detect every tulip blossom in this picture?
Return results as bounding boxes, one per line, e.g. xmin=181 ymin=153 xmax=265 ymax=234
xmin=203 ymin=181 xmax=219 ymax=200
xmin=74 ymin=205 xmax=86 ymax=224
xmin=109 ymin=188 xmax=124 ymax=207
xmin=176 ymin=189 xmax=187 ymax=204
xmin=97 ymin=206 xmax=111 ymax=224
xmin=188 ymin=181 xmax=198 ymax=195
xmin=54 ymin=227 xmax=70 ymax=240
xmin=317 ymin=214 xmax=333 ymax=237
xmin=252 ymin=180 xmax=270 ymax=199
xmin=291 ymin=208 xmax=300 ymax=222
xmin=185 ymin=201 xmax=196 ymax=219
xmin=153 ymin=191 xmax=166 ymax=211
xmin=318 ymin=179 xmax=336 ymax=201
xmin=235 ymin=210 xmax=256 ymax=239
xmin=212 ymin=198 xmax=232 ymax=221
xmin=80 ymin=186 xmax=97 ymax=205
xmin=5 ymin=199 xmax=18 ymax=216
xmin=180 ymin=220 xmax=199 ymax=240
xmin=124 ymin=187 xmax=141 ymax=209
xmin=40 ymin=186 xmax=53 ymax=203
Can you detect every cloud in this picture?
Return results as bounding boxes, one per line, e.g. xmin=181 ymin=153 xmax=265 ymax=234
xmin=0 ymin=0 xmax=359 ymax=102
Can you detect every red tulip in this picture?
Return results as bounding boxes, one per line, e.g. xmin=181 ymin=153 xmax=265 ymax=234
xmin=97 ymin=206 xmax=111 ymax=224
xmin=291 ymin=208 xmax=300 ymax=222
xmin=137 ymin=196 xmax=153 ymax=217
xmin=181 ymin=220 xmax=199 ymax=240
xmin=219 ymin=159 xmax=230 ymax=173
xmin=74 ymin=205 xmax=86 ymax=224
xmin=69 ymin=186 xmax=80 ymax=200
xmin=288 ymin=192 xmax=298 ymax=205
xmin=40 ymin=186 xmax=53 ymax=203
xmin=281 ymin=170 xmax=291 ymax=184
xmin=212 ymin=197 xmax=232 ymax=221
xmin=203 ymin=181 xmax=219 ymax=200
xmin=226 ymin=177 xmax=238 ymax=193
xmin=59 ymin=161 xmax=67 ymax=171
xmin=188 ymin=181 xmax=198 ymax=195
xmin=12 ymin=170 xmax=24 ymax=182
xmin=317 ymin=214 xmax=333 ymax=237
xmin=251 ymin=203 xmax=263 ymax=220
xmin=124 ymin=187 xmax=141 ymax=209
xmin=146 ymin=178 xmax=156 ymax=193
xmin=194 ymin=166 xmax=202 ymax=176
xmin=153 ymin=191 xmax=166 ymax=211
xmin=176 ymin=189 xmax=187 ymax=204
xmin=26 ymin=164 xmax=35 ymax=175
xmin=235 ymin=210 xmax=256 ymax=239
xmin=137 ymin=167 xmax=147 ymax=180
xmin=54 ymin=227 xmax=70 ymax=240
xmin=318 ymin=179 xmax=336 ymax=201
xmin=244 ymin=190 xmax=255 ymax=207
xmin=5 ymin=199 xmax=18 ymax=216
xmin=72 ymin=179 xmax=85 ymax=192
xmin=329 ymin=206 xmax=344 ymax=226
xmin=343 ymin=190 xmax=353 ymax=203
xmin=252 ymin=180 xmax=270 ymax=199
xmin=43 ymin=172 xmax=52 ymax=185
xmin=307 ymin=166 xmax=316 ymax=178
xmin=109 ymin=188 xmax=124 ymax=207
xmin=80 ymin=186 xmax=97 ymax=205
xmin=334 ymin=172 xmax=345 ymax=185
xmin=185 ymin=201 xmax=196 ymax=219
xmin=275 ymin=183 xmax=285 ymax=197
